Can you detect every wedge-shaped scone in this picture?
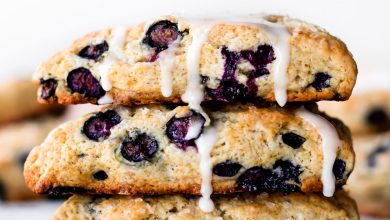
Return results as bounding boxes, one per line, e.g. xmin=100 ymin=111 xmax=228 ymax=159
xmin=346 ymin=132 xmax=390 ymax=217
xmin=34 ymin=15 xmax=357 ymax=106
xmin=53 ymin=192 xmax=358 ymax=220
xmin=24 ymin=103 xmax=354 ymax=196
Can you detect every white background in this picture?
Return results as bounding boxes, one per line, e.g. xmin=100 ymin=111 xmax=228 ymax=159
xmin=0 ymin=0 xmax=389 ymax=219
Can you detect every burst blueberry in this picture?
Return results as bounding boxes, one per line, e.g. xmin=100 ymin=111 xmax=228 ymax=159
xmin=120 ymin=132 xmax=159 ymax=162
xmin=205 ymin=80 xmax=250 ymax=102
xmin=78 ymin=41 xmax=109 ymax=60
xmin=67 ymin=67 xmax=105 ymax=98
xmin=282 ymin=132 xmax=306 ymax=149
xmin=39 ymin=78 xmax=57 ymax=99
xmin=311 ymin=72 xmax=331 ymax=91
xmin=236 ymin=160 xmax=302 ymax=192
xmin=82 ymin=110 xmax=121 ymax=141
xmin=212 ymin=160 xmax=243 ymax=177
xmin=142 ymin=20 xmax=181 ymax=52
xmin=165 ymin=111 xmax=205 ymax=150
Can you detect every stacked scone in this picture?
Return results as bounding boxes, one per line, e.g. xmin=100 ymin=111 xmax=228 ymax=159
xmin=0 ymin=79 xmax=64 ymax=201
xmin=321 ymin=90 xmax=390 ymax=217
xmin=24 ymin=15 xmax=359 ymax=219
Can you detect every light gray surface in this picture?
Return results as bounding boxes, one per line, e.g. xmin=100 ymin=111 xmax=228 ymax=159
xmin=0 ymin=201 xmax=62 ymax=220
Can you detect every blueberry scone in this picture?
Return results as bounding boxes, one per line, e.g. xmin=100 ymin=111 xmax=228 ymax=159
xmin=34 ymin=15 xmax=357 ymax=107
xmin=0 ymin=79 xmax=63 ymax=125
xmin=0 ymin=117 xmax=62 ymax=201
xmin=319 ymin=90 xmax=390 ymax=134
xmin=52 ymin=191 xmax=358 ymax=220
xmin=25 ymin=103 xmax=354 ymax=197
xmin=346 ymin=132 xmax=390 ymax=217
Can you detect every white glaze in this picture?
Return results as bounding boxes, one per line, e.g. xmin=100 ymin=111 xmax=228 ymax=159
xmin=159 ymin=38 xmax=181 ymax=97
xmin=97 ymin=27 xmax=127 ymax=91
xmin=295 ymin=107 xmax=341 ymax=197
xmin=181 ymin=20 xmax=215 ymax=111
xmin=185 ymin=116 xmax=204 ymax=140
xmin=97 ymin=94 xmax=114 ymax=105
xmin=195 ymin=127 xmax=218 ymax=212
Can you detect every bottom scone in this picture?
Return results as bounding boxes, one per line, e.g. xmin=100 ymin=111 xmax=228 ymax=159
xmin=52 ymin=191 xmax=358 ymax=220
xmin=346 ymin=131 xmax=390 ymax=217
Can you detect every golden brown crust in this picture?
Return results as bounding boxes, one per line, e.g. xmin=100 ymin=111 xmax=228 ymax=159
xmin=24 ymin=104 xmax=354 ymax=196
xmin=33 ymin=15 xmax=357 ymax=106
xmin=52 ymin=191 xmax=359 ymax=220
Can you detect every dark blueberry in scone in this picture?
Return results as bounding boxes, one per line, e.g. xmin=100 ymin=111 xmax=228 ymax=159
xmin=205 ymin=80 xmax=250 ymax=102
xmin=142 ymin=20 xmax=181 ymax=52
xmin=46 ymin=187 xmax=86 ymax=197
xmin=165 ymin=111 xmax=206 ymax=150
xmin=365 ymin=107 xmax=390 ymax=131
xmin=120 ymin=132 xmax=159 ymax=162
xmin=39 ymin=78 xmax=58 ymax=99
xmin=82 ymin=110 xmax=121 ymax=141
xmin=311 ymin=72 xmax=331 ymax=91
xmin=240 ymin=44 xmax=275 ymax=70
xmin=78 ymin=41 xmax=109 ymax=61
xmin=67 ymin=67 xmax=105 ymax=98
xmin=236 ymin=160 xmax=301 ymax=192
xmin=0 ymin=180 xmax=5 ymax=201
xmin=332 ymin=159 xmax=346 ymax=180
xmin=221 ymin=46 xmax=240 ymax=81
xmin=282 ymin=132 xmax=306 ymax=149
xmin=93 ymin=170 xmax=108 ymax=181
xmin=212 ymin=160 xmax=243 ymax=177
xmin=18 ymin=150 xmax=30 ymax=168
xmin=367 ymin=145 xmax=389 ymax=168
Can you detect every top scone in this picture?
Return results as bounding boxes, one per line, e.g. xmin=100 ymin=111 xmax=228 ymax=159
xmin=33 ymin=15 xmax=357 ymax=106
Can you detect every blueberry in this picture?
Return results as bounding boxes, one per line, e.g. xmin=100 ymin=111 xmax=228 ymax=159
xmin=39 ymin=78 xmax=57 ymax=99
xmin=142 ymin=20 xmax=181 ymax=52
xmin=120 ymin=132 xmax=159 ymax=162
xmin=311 ymin=72 xmax=331 ymax=91
xmin=18 ymin=151 xmax=30 ymax=168
xmin=165 ymin=111 xmax=206 ymax=150
xmin=205 ymin=80 xmax=250 ymax=102
xmin=78 ymin=41 xmax=109 ymax=61
xmin=221 ymin=46 xmax=240 ymax=81
xmin=282 ymin=132 xmax=306 ymax=149
xmin=82 ymin=110 xmax=121 ymax=141
xmin=332 ymin=159 xmax=346 ymax=180
xmin=240 ymin=44 xmax=275 ymax=70
xmin=93 ymin=170 xmax=108 ymax=181
xmin=67 ymin=67 xmax=105 ymax=98
xmin=368 ymin=145 xmax=389 ymax=168
xmin=0 ymin=180 xmax=5 ymax=201
xmin=212 ymin=160 xmax=243 ymax=177
xmin=366 ymin=108 xmax=390 ymax=131
xmin=46 ymin=187 xmax=86 ymax=198
xmin=236 ymin=160 xmax=302 ymax=192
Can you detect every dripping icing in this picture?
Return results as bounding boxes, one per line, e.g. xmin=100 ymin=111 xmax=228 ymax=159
xmin=97 ymin=94 xmax=114 ymax=105
xmin=195 ymin=127 xmax=218 ymax=212
xmin=98 ymin=27 xmax=127 ymax=91
xmin=295 ymin=107 xmax=340 ymax=197
xmin=159 ymin=38 xmax=181 ymax=97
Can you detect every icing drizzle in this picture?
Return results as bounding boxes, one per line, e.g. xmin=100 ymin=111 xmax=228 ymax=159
xmin=159 ymin=38 xmax=181 ymax=97
xmin=295 ymin=107 xmax=340 ymax=197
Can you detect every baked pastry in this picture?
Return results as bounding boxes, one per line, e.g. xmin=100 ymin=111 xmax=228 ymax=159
xmin=52 ymin=191 xmax=358 ymax=220
xmin=346 ymin=132 xmax=390 ymax=217
xmin=24 ymin=103 xmax=354 ymax=198
xmin=319 ymin=90 xmax=390 ymax=134
xmin=34 ymin=15 xmax=357 ymax=107
xmin=0 ymin=79 xmax=63 ymax=125
xmin=0 ymin=117 xmax=62 ymax=201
